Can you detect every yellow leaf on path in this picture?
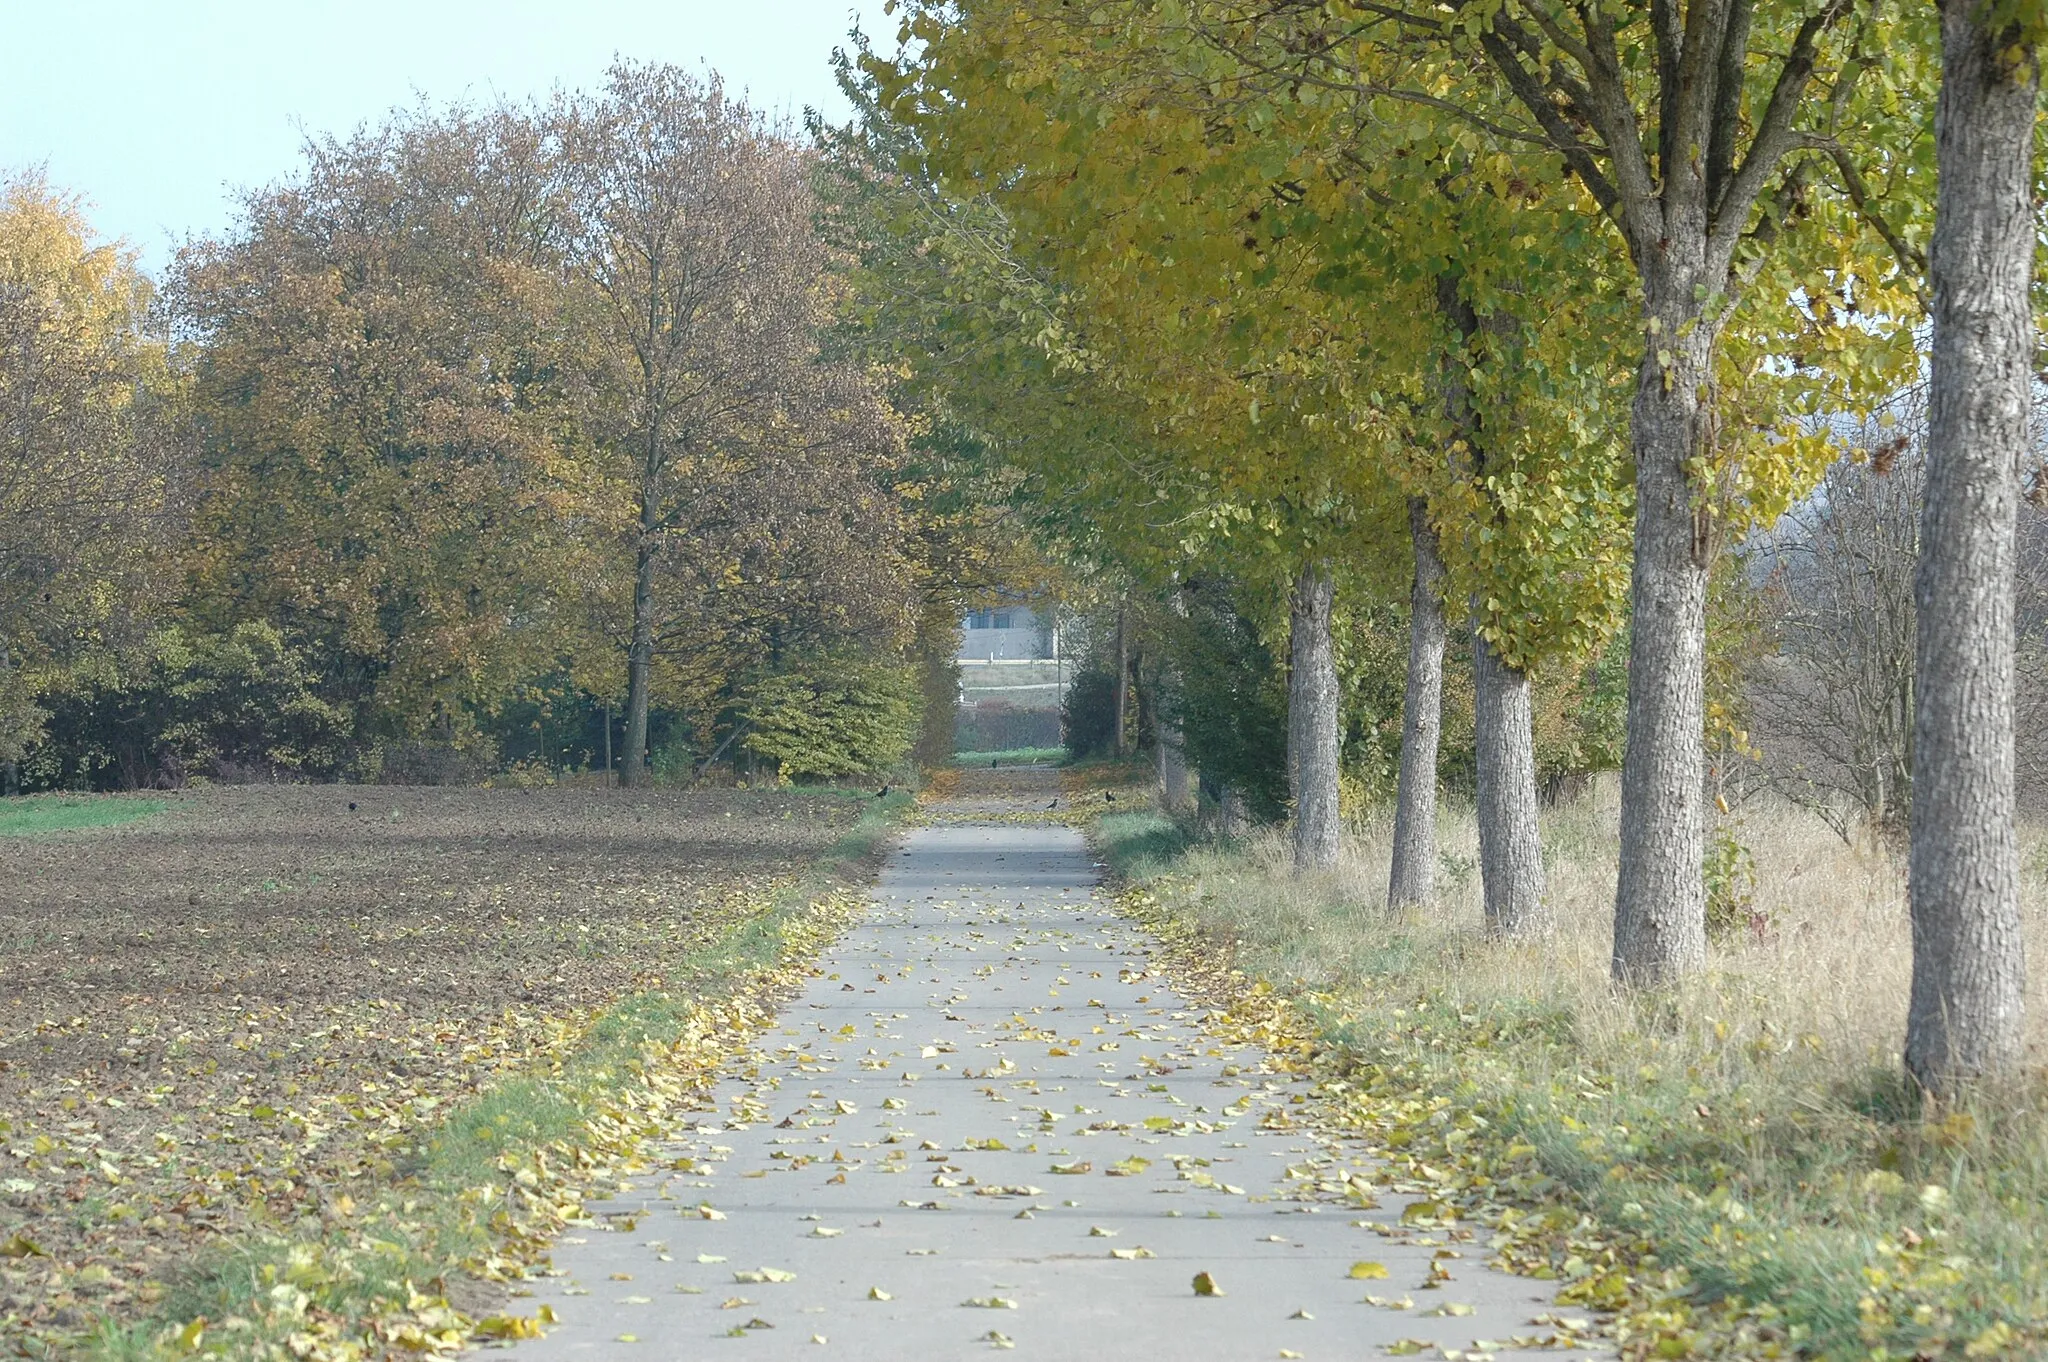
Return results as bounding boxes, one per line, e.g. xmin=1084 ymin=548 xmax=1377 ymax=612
xmin=536 ymin=1305 xmax=559 ymax=1325
xmin=1349 ymin=1261 xmax=1389 ymax=1280
xmin=697 ymin=1205 xmax=727 ymax=1220
xmin=1385 ymin=1341 xmax=1433 ymax=1356
xmin=962 ymin=1296 xmax=1018 ymax=1309
xmin=1423 ymin=1301 xmax=1476 ymax=1316
xmin=1088 ymin=1225 xmax=1118 ymax=1237
xmin=616 ymin=1335 xmax=639 ymax=1344
xmin=696 ymin=1253 xmax=726 ymax=1263
xmin=1108 ymin=1246 xmax=1155 ymax=1260
xmin=868 ymin=1287 xmax=892 ymax=1301
xmin=1281 ymin=1352 xmax=1303 ymax=1359
xmin=1050 ymin=1160 xmax=1091 ymax=1174
xmin=733 ymin=1267 xmax=796 ymax=1284
xmin=1192 ymin=1271 xmax=1223 ymax=1296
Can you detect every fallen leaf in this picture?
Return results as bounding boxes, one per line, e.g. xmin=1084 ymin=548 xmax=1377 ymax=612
xmin=1192 ymin=1271 xmax=1224 ymax=1297
xmin=868 ymin=1287 xmax=892 ymax=1301
xmin=962 ymin=1296 xmax=1019 ymax=1309
xmin=1349 ymin=1261 xmax=1390 ymax=1280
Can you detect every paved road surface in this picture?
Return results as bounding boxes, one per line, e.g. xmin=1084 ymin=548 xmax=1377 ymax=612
xmin=509 ymin=777 xmax=1603 ymax=1360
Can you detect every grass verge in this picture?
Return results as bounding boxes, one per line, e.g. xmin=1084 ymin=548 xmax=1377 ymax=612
xmin=1093 ymin=795 xmax=2048 ymax=1361
xmin=951 ymin=746 xmax=1065 ymax=765
xmin=0 ymin=796 xmax=167 ymax=837
xmin=74 ymin=792 xmax=911 ymax=1362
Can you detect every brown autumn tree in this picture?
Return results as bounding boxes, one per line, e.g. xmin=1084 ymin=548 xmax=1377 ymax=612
xmin=0 ymin=173 xmax=187 ymax=794
xmin=554 ymin=62 xmax=910 ymax=783
xmin=174 ymin=107 xmax=592 ymax=754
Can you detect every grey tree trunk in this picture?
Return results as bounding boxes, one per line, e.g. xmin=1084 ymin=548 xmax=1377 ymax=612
xmin=619 ymin=531 xmax=658 ymax=789
xmin=1905 ymin=2 xmax=2036 ymax=1099
xmin=1611 ymin=309 xmax=1717 ymax=985
xmin=1157 ymin=672 xmax=1190 ymax=814
xmin=1472 ymin=622 xmax=1550 ymax=936
xmin=1113 ymin=600 xmax=1130 ymax=758
xmin=1219 ymin=785 xmax=1250 ymax=839
xmin=1389 ymin=499 xmax=1447 ymax=907
xmin=1288 ymin=562 xmax=1342 ymax=873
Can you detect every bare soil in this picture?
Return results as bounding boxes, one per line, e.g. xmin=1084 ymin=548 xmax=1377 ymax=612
xmin=0 ymin=784 xmax=868 ymax=1338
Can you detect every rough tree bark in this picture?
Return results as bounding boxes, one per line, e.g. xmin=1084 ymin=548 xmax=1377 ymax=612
xmin=1904 ymin=0 xmax=2036 ymax=1099
xmin=1389 ymin=499 xmax=1446 ymax=907
xmin=1610 ymin=304 xmax=1717 ymax=983
xmin=1288 ymin=562 xmax=1342 ymax=872
xmin=1472 ymin=622 xmax=1550 ymax=935
xmin=1219 ymin=784 xmax=1251 ymax=839
xmin=620 ymin=506 xmax=658 ymax=788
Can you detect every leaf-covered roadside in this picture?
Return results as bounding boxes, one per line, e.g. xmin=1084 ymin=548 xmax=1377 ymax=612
xmin=0 ymin=786 xmax=906 ymax=1359
xmin=1100 ymin=829 xmax=2044 ymax=1361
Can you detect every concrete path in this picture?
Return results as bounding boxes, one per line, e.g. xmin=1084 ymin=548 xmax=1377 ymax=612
xmin=508 ymin=781 xmax=1603 ymax=1360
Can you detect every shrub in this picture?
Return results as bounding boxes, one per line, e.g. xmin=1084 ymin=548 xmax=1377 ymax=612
xmin=741 ymin=654 xmax=920 ymax=780
xmin=1061 ymin=664 xmax=1118 ymax=758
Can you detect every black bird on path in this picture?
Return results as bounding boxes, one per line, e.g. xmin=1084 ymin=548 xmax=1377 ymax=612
xmin=875 ymin=784 xmax=892 ymax=798
xmin=348 ymin=801 xmax=357 ymax=811
xmin=1103 ymin=791 xmax=1117 ymax=804
xmin=1045 ymin=798 xmax=1058 ymax=810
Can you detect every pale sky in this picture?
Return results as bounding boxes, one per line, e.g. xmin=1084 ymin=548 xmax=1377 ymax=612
xmin=0 ymin=0 xmax=894 ymax=275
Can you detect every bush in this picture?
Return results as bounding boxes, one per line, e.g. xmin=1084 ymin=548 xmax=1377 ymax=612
xmin=741 ymin=653 xmax=920 ymax=780
xmin=1157 ymin=584 xmax=1289 ymax=821
xmin=25 ymin=624 xmax=351 ymax=790
xmin=1061 ymin=665 xmax=1118 ymax=759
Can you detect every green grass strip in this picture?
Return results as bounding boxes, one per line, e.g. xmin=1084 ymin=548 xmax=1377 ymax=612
xmin=0 ymin=796 xmax=167 ymax=837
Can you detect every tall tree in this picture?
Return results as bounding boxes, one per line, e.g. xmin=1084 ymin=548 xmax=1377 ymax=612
xmin=1125 ymin=0 xmax=1925 ymax=976
xmin=176 ymin=108 xmax=586 ymax=750
xmin=1904 ymin=0 xmax=2038 ymax=1098
xmin=0 ymin=173 xmax=186 ymax=792
xmin=557 ymin=62 xmax=908 ymax=783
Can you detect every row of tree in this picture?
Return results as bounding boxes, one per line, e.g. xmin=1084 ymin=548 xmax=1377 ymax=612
xmin=2 ymin=62 xmax=997 ymax=793
xmin=835 ymin=0 xmax=2040 ymax=1100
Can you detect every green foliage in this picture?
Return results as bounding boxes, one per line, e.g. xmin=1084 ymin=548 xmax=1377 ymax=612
xmin=740 ymin=655 xmax=920 ymax=780
xmin=1060 ymin=665 xmax=1120 ymax=760
xmin=1157 ymin=584 xmax=1290 ymax=822
xmin=1703 ymin=824 xmax=1763 ymax=941
xmin=26 ymin=624 xmax=350 ymax=791
xmin=0 ymin=795 xmax=166 ymax=836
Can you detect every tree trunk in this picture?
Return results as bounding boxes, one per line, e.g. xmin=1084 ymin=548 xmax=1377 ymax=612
xmin=1389 ymin=499 xmax=1446 ymax=907
xmin=1611 ymin=299 xmax=1717 ymax=985
xmin=1 ymin=761 xmax=16 ymax=798
xmin=1472 ymin=621 xmax=1549 ymax=936
xmin=1905 ymin=2 xmax=2036 ymax=1099
xmin=1113 ymin=599 xmax=1130 ymax=758
xmin=1219 ymin=784 xmax=1250 ymax=839
xmin=1157 ymin=663 xmax=1190 ymax=813
xmin=602 ymin=704 xmax=614 ymax=786
xmin=1288 ymin=562 xmax=1341 ymax=873
xmin=619 ymin=533 xmax=658 ymax=788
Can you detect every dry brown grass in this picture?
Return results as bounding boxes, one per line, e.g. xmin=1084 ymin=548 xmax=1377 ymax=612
xmin=1102 ymin=782 xmax=2048 ymax=1355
